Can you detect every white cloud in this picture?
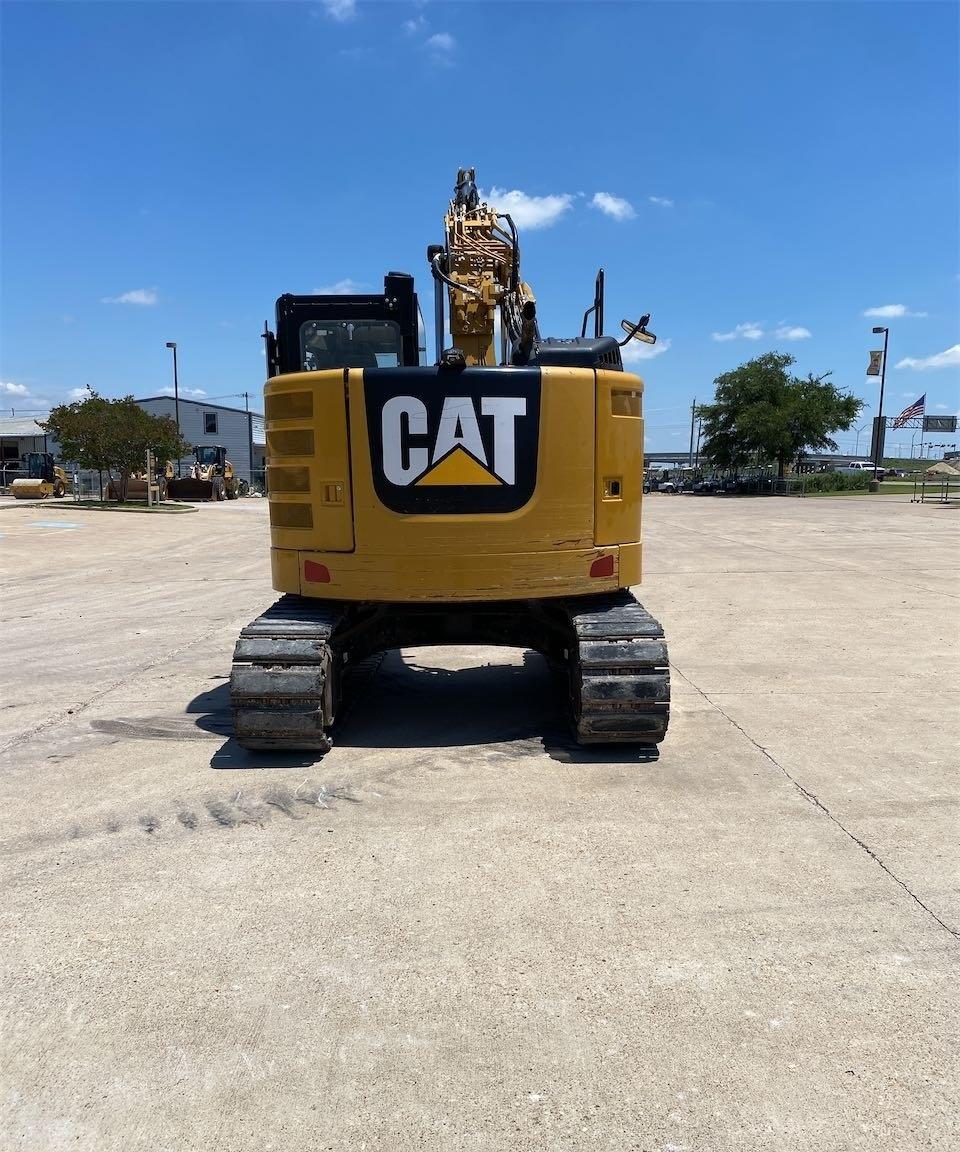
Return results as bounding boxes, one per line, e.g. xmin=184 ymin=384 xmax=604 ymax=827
xmin=895 ymin=345 xmax=960 ymax=371
xmin=159 ymin=385 xmax=207 ymax=398
xmin=934 ymin=403 xmax=950 ymax=410
xmin=313 ymin=278 xmax=368 ymax=294
xmin=648 ymin=196 xmax=674 ymax=208
xmin=712 ymin=322 xmax=763 ymax=342
xmin=425 ymin=31 xmax=455 ymax=62
xmin=480 ymin=186 xmax=573 ymax=231
xmin=67 ymin=387 xmax=90 ymax=401
xmin=591 ymin=192 xmax=635 ymax=221
xmin=403 ymin=15 xmax=426 ymax=34
xmin=863 ymin=304 xmax=928 ymax=318
xmin=774 ymin=325 xmax=812 ymax=340
xmin=101 ymin=287 xmax=158 ymax=306
xmin=620 ymin=337 xmax=672 ymax=364
xmin=320 ymin=0 xmax=356 ymax=21
xmin=1 ymin=380 xmax=48 ymax=407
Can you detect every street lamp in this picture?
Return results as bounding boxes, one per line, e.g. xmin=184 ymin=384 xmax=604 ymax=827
xmin=853 ymin=422 xmax=869 ymax=455
xmin=872 ymin=326 xmax=889 ymax=474
xmin=165 ymin=341 xmax=181 ymax=476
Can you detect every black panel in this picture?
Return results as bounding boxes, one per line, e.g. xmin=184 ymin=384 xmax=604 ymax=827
xmin=532 ymin=336 xmax=622 ymax=371
xmin=363 ymin=367 xmax=541 ymax=515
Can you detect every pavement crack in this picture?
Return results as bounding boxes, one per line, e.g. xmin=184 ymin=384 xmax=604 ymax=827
xmin=671 ymin=662 xmax=960 ymax=943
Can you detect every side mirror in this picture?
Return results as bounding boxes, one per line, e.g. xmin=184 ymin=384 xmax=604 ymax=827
xmin=620 ymin=316 xmax=657 ymax=346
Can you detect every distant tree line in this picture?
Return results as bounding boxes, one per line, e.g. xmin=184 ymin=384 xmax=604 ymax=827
xmin=696 ymin=352 xmax=864 ymax=478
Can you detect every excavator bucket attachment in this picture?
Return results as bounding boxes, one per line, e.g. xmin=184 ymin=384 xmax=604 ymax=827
xmin=167 ymin=477 xmax=220 ymax=501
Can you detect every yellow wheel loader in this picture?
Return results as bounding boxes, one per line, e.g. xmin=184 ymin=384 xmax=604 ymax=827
xmin=11 ymin=452 xmax=70 ymax=500
xmin=230 ymin=168 xmax=670 ymax=751
xmin=167 ymin=446 xmax=246 ymax=501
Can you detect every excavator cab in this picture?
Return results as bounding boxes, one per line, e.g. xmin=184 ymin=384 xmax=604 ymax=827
xmin=264 ymin=272 xmax=422 ymax=378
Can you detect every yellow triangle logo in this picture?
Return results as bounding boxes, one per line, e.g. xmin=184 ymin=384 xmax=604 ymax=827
xmin=415 ymin=446 xmax=502 ymax=486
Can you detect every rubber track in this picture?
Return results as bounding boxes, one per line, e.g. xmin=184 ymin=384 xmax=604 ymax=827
xmin=564 ymin=590 xmax=670 ymax=744
xmin=230 ymin=596 xmax=344 ymax=751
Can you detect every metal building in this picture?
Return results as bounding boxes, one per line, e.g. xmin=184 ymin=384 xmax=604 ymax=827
xmin=135 ymin=397 xmax=266 ymax=486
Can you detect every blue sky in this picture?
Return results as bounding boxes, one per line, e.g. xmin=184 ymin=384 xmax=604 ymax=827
xmin=2 ymin=0 xmax=958 ymax=455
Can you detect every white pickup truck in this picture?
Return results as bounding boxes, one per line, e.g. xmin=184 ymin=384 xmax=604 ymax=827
xmin=836 ymin=461 xmax=885 ymax=476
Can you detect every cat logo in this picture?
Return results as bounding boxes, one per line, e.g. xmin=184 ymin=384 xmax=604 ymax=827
xmin=364 ymin=367 xmax=541 ymax=515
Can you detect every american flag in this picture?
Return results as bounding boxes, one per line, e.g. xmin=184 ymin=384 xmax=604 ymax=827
xmin=893 ymin=394 xmax=925 ymax=429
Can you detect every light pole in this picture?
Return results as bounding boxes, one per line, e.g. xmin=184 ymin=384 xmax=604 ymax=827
xmin=165 ymin=341 xmax=181 ymax=476
xmin=854 ymin=422 xmax=869 ymax=455
xmin=872 ymin=326 xmax=889 ymax=474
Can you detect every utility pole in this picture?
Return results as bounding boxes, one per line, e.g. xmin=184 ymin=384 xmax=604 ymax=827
xmin=688 ymin=397 xmax=697 ymax=468
xmin=243 ymin=391 xmax=253 ymax=490
xmin=165 ymin=341 xmax=181 ymax=476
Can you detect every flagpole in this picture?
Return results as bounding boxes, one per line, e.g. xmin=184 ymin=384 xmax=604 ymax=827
xmin=872 ymin=326 xmax=889 ymax=475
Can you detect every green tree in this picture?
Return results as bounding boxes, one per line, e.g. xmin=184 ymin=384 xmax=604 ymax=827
xmin=697 ymin=352 xmax=863 ymax=478
xmin=42 ymin=391 xmax=190 ymax=501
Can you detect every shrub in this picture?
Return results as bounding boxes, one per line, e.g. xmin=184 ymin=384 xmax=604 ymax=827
xmin=797 ymin=471 xmax=870 ymax=493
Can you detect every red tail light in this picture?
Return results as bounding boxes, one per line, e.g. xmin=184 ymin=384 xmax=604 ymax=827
xmin=589 ymin=554 xmax=615 ymax=578
xmin=304 ymin=560 xmax=331 ymax=583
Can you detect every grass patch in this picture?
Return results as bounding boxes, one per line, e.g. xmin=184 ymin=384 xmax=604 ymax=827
xmin=799 ymin=489 xmax=908 ymax=499
xmin=67 ymin=500 xmax=197 ymax=514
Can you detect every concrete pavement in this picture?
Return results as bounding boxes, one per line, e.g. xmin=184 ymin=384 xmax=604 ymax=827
xmin=1 ymin=495 xmax=957 ymax=1150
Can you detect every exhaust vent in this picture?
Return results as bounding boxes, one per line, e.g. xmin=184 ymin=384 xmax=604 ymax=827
xmin=266 ymin=391 xmax=313 ymax=420
xmin=268 ymin=429 xmax=315 ymax=457
xmin=269 ymin=503 xmax=313 ymax=529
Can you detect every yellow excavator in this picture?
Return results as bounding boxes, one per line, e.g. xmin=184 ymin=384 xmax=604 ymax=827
xmin=167 ymin=446 xmax=246 ymax=501
xmin=11 ymin=452 xmax=70 ymax=500
xmin=230 ymin=168 xmax=669 ymax=751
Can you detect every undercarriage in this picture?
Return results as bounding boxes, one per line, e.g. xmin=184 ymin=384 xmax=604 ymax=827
xmin=230 ymin=591 xmax=670 ymax=752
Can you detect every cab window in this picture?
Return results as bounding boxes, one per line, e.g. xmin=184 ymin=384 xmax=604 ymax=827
xmin=300 ymin=320 xmax=402 ymax=371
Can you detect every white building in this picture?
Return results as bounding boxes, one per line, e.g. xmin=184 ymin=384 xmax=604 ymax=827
xmin=135 ymin=397 xmax=266 ymax=485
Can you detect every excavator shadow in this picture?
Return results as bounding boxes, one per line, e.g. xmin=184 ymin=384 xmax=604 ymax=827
xmin=189 ymin=652 xmax=659 ymax=768
xmin=338 ymin=650 xmax=660 ymax=765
